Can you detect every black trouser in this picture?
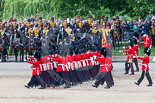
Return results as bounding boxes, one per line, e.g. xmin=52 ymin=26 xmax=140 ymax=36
xmin=95 ymin=72 xmax=111 ymax=87
xmin=68 ymin=70 xmax=78 ymax=83
xmin=109 ymin=71 xmax=114 ymax=85
xmin=137 ymin=70 xmax=153 ymax=85
xmin=62 ymin=71 xmax=71 ymax=86
xmin=125 ymin=61 xmax=134 ymax=74
xmin=133 ymin=58 xmax=139 ymax=71
xmin=28 ymin=75 xmax=45 ymax=87
xmin=94 ymin=74 xmax=105 ymax=86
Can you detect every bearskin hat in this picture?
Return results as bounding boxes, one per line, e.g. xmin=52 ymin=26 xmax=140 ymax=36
xmin=34 ymin=51 xmax=41 ymax=60
xmin=100 ymin=47 xmax=107 ymax=57
xmin=144 ymin=47 xmax=151 ymax=56
xmin=133 ymin=38 xmax=137 ymax=45
xmin=128 ymin=39 xmax=133 ymax=47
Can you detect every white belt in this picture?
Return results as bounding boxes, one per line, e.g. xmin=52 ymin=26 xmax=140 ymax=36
xmin=142 ymin=64 xmax=147 ymax=68
xmin=78 ymin=61 xmax=82 ymax=67
xmin=81 ymin=60 xmax=86 ymax=67
xmin=73 ymin=61 xmax=78 ymax=69
xmin=85 ymin=59 xmax=90 ymax=66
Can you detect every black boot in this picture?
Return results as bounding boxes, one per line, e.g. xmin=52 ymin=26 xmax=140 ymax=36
xmin=104 ymin=85 xmax=110 ymax=89
xmin=146 ymin=84 xmax=152 ymax=87
xmin=134 ymin=82 xmax=139 ymax=86
xmin=24 ymin=85 xmax=30 ymax=89
xmin=92 ymin=84 xmax=99 ymax=88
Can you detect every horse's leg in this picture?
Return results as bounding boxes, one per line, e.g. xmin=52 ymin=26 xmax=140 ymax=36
xmin=14 ymin=48 xmax=18 ymax=62
xmin=25 ymin=51 xmax=27 ymax=61
xmin=21 ymin=49 xmax=24 ymax=62
xmin=19 ymin=49 xmax=21 ymax=62
xmin=118 ymin=38 xmax=120 ymax=47
xmin=121 ymin=36 xmax=123 ymax=46
xmin=2 ymin=49 xmax=6 ymax=62
xmin=113 ymin=40 xmax=115 ymax=50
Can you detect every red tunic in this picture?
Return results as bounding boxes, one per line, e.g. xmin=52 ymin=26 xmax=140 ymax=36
xmin=137 ymin=40 xmax=140 ymax=47
xmin=140 ymin=37 xmax=152 ymax=48
xmin=51 ymin=56 xmax=67 ymax=72
xmin=123 ymin=48 xmax=134 ymax=61
xmin=95 ymin=57 xmax=109 ymax=73
xmin=132 ymin=46 xmax=138 ymax=57
xmin=27 ymin=59 xmax=43 ymax=75
xmin=108 ymin=57 xmax=113 ymax=71
xmin=137 ymin=56 xmax=150 ymax=71
xmin=80 ymin=54 xmax=87 ymax=67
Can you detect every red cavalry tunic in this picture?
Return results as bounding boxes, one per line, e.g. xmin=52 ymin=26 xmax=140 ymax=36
xmin=137 ymin=56 xmax=150 ymax=71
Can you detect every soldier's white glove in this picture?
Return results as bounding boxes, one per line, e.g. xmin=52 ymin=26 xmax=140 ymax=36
xmin=119 ymin=50 xmax=122 ymax=53
xmin=143 ymin=34 xmax=146 ymax=37
xmin=123 ymin=46 xmax=126 ymax=49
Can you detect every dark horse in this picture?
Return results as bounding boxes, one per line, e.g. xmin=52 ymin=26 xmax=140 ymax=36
xmin=12 ymin=31 xmax=24 ymax=62
xmin=24 ymin=34 xmax=36 ymax=60
xmin=0 ymin=32 xmax=10 ymax=62
xmin=0 ymin=33 xmax=5 ymax=62
xmin=112 ymin=24 xmax=123 ymax=49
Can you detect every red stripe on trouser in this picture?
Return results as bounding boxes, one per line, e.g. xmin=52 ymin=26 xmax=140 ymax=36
xmin=130 ymin=63 xmax=134 ymax=74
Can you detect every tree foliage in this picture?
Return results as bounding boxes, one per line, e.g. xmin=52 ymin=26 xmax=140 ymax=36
xmin=0 ymin=0 xmax=155 ymax=20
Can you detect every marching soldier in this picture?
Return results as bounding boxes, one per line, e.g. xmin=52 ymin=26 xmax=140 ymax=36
xmin=120 ymin=40 xmax=135 ymax=75
xmin=135 ymin=47 xmax=153 ymax=86
xmin=92 ymin=48 xmax=112 ymax=89
xmin=140 ymin=34 xmax=152 ymax=50
xmin=25 ymin=51 xmax=46 ymax=89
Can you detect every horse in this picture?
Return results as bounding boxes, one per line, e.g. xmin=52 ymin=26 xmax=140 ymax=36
xmin=0 ymin=34 xmax=5 ymax=61
xmin=24 ymin=34 xmax=36 ymax=60
xmin=9 ymin=26 xmax=16 ymax=55
xmin=112 ymin=24 xmax=123 ymax=48
xmin=40 ymin=34 xmax=49 ymax=56
xmin=12 ymin=31 xmax=24 ymax=62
